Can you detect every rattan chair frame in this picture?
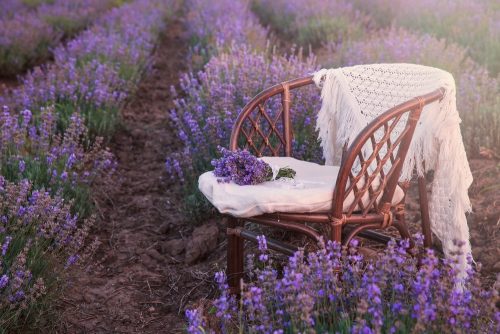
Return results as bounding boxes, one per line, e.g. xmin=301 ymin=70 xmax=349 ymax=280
xmin=225 ymin=75 xmax=444 ymax=292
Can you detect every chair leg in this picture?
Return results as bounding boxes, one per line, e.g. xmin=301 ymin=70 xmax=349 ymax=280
xmin=418 ymin=176 xmax=433 ymax=248
xmin=394 ymin=214 xmax=415 ymax=250
xmin=330 ymin=219 xmax=342 ymax=243
xmin=227 ymin=216 xmax=244 ymax=295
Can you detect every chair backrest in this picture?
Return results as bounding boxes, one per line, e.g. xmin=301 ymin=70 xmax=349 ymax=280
xmin=230 ymin=75 xmax=444 ymax=217
xmin=331 ymin=88 xmax=444 ymax=219
xmin=229 ymin=76 xmax=314 ymax=156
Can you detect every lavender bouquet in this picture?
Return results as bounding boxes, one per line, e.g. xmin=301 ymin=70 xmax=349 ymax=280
xmin=211 ymin=147 xmax=295 ymax=185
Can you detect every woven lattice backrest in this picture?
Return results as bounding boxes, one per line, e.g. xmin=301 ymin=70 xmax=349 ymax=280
xmin=234 ymin=94 xmax=288 ymax=156
xmin=230 ymin=77 xmax=314 ymax=156
xmin=331 ymin=93 xmax=443 ymax=217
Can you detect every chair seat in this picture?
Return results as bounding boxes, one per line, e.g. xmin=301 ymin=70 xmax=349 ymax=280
xmin=198 ymin=157 xmax=404 ymax=218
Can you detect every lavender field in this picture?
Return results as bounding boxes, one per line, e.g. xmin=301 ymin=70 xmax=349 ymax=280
xmin=0 ymin=0 xmax=498 ymax=332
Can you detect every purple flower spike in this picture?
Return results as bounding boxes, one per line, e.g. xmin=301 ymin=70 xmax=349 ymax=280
xmin=0 ymin=275 xmax=8 ymax=290
xmin=186 ymin=233 xmax=499 ymax=332
xmin=257 ymin=235 xmax=269 ymax=262
xmin=185 ymin=309 xmax=205 ymax=334
xmin=1 ymin=236 xmax=12 ymax=256
xmin=18 ymin=160 xmax=26 ymax=173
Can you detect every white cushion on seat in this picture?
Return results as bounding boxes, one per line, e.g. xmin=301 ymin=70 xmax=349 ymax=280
xmin=198 ymin=157 xmax=404 ymax=218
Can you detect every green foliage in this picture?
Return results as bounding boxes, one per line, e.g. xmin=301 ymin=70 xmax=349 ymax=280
xmin=0 ymin=24 xmax=54 ymax=78
xmin=109 ymin=0 xmax=133 ymax=7
xmin=43 ymin=15 xmax=88 ymax=36
xmin=297 ymin=16 xmax=364 ymax=49
xmin=252 ymin=0 xmax=367 ymax=48
xmin=53 ymin=99 xmax=120 ymax=141
xmin=184 ymin=190 xmax=217 ymax=224
xmin=20 ymin=0 xmax=55 ymax=10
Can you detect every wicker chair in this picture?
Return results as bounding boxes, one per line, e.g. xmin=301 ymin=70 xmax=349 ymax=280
xmin=225 ymin=75 xmax=444 ymax=292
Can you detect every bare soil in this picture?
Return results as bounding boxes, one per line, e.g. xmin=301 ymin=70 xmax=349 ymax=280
xmin=466 ymin=159 xmax=499 ymax=276
xmin=56 ymin=20 xmax=224 ymax=333
xmin=0 ymin=77 xmax=19 ymax=96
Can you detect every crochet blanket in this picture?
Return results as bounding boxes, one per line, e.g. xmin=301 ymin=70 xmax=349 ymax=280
xmin=313 ymin=64 xmax=473 ymax=276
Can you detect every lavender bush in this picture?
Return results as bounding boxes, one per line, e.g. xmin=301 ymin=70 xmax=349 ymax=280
xmin=352 ymin=0 xmax=500 ymax=75
xmin=0 ymin=177 xmax=95 ymax=330
xmin=252 ymin=0 xmax=369 ymax=49
xmin=185 ymin=0 xmax=268 ymax=67
xmin=187 ymin=236 xmax=500 ymax=333
xmin=0 ymin=0 xmax=117 ymax=77
xmin=2 ymin=0 xmax=170 ymax=139
xmin=330 ymin=27 xmax=500 ymax=156
xmin=0 ymin=18 xmax=113 ymax=333
xmin=0 ymin=106 xmax=115 ymax=218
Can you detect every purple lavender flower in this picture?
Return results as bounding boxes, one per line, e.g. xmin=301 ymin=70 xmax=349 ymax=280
xmin=185 ymin=309 xmax=205 ymax=334
xmin=8 ymin=290 xmax=25 ymax=303
xmin=257 ymin=235 xmax=268 ymax=262
xmin=211 ymin=147 xmax=295 ymax=185
xmin=0 ymin=2 xmax=169 ymax=326
xmin=65 ymin=254 xmax=79 ymax=269
xmin=0 ymin=275 xmax=8 ymax=290
xmin=352 ymin=0 xmax=499 ymax=74
xmin=1 ymin=236 xmax=12 ymax=256
xmin=18 ymin=160 xmax=26 ymax=173
xmin=186 ymin=0 xmax=267 ymax=56
xmin=211 ymin=147 xmax=272 ymax=185
xmin=186 ymin=235 xmax=499 ymax=332
xmin=213 ymin=271 xmax=235 ymax=326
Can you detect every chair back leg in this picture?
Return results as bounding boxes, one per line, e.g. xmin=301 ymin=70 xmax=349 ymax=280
xmin=226 ymin=216 xmax=244 ymax=294
xmin=418 ymin=176 xmax=433 ymax=248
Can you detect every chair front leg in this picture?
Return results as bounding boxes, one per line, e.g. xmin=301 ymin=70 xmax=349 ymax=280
xmin=330 ymin=217 xmax=343 ymax=243
xmin=226 ymin=216 xmax=244 ymax=295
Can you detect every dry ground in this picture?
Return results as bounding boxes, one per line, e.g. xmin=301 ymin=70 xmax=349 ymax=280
xmin=56 ymin=19 xmax=224 ymax=333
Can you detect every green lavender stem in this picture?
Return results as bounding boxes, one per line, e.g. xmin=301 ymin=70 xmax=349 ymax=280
xmin=265 ymin=166 xmax=296 ymax=181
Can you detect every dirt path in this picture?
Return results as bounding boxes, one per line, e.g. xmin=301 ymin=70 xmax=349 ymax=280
xmin=56 ymin=18 xmax=224 ymax=333
xmin=0 ymin=77 xmax=19 ymax=97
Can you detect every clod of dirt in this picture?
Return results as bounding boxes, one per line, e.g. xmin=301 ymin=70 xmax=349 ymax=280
xmin=159 ymin=222 xmax=173 ymax=234
xmin=146 ymin=248 xmax=164 ymax=262
xmin=160 ymin=239 xmax=186 ymax=256
xmin=185 ymin=224 xmax=219 ymax=264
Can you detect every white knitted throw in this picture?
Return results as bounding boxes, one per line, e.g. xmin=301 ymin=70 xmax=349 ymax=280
xmin=313 ymin=64 xmax=473 ymax=276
